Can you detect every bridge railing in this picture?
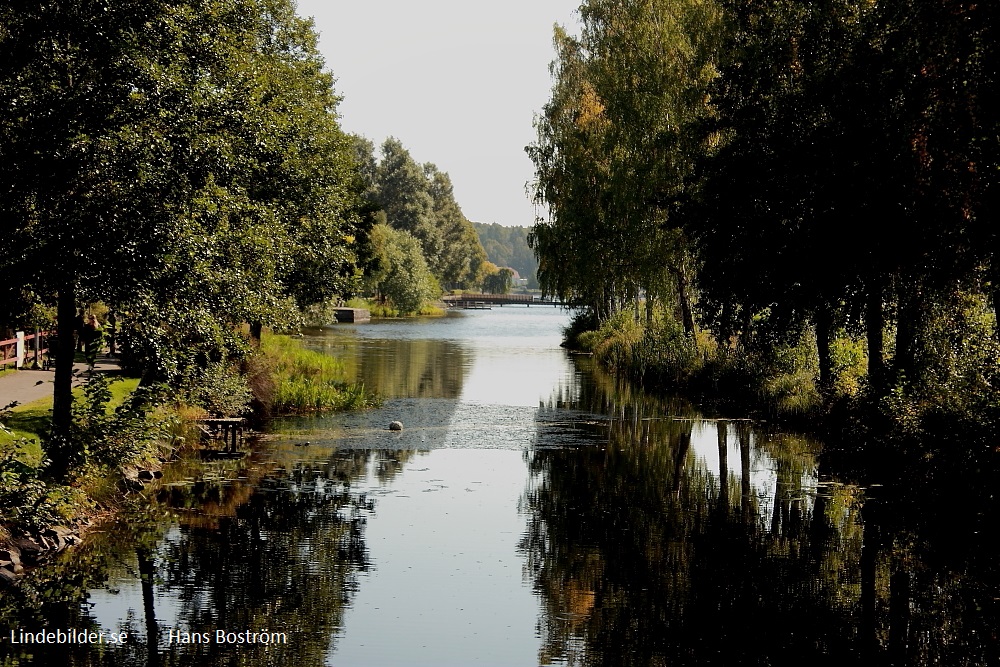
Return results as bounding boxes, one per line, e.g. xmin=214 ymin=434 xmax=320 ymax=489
xmin=1 ymin=331 xmax=51 ymax=369
xmin=442 ymin=293 xmax=561 ymax=306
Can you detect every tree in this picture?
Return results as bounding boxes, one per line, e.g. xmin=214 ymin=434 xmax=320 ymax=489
xmin=0 ymin=0 xmax=363 ymax=472
xmin=366 ymin=223 xmax=440 ymax=314
xmin=482 ymin=267 xmax=514 ymax=295
xmin=425 ymin=165 xmax=487 ymax=289
xmin=373 ymin=138 xmax=443 ymax=271
xmin=527 ymin=0 xmax=721 ymax=330
xmin=0 ymin=0 xmax=192 ymax=466
xmin=473 ymin=222 xmax=539 ymax=289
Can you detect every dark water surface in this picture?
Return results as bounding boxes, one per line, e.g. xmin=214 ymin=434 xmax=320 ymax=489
xmin=2 ymin=307 xmax=998 ymax=666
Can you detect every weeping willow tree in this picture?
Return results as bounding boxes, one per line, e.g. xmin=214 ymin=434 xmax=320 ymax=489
xmin=527 ymin=0 xmax=722 ymax=332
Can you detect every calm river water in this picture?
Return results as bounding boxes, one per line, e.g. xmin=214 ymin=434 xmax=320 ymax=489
xmin=2 ymin=307 xmax=998 ymax=666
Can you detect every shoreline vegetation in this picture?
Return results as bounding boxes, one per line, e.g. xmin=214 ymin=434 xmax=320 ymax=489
xmin=0 ymin=332 xmax=375 ymax=584
xmin=526 ymin=0 xmax=1000 ymax=474
xmin=1 ymin=0 xmax=515 ymax=585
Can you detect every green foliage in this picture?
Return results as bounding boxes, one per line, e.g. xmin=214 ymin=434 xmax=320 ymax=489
xmin=562 ymin=310 xmax=602 ymax=350
xmin=0 ymin=0 xmax=367 ymax=466
xmin=59 ymin=375 xmax=169 ymax=469
xmin=344 ymin=298 xmax=443 ymax=319
xmin=426 ymin=166 xmax=489 ymax=289
xmin=372 ymin=138 xmax=442 ymax=269
xmin=365 ymin=223 xmax=441 ymax=315
xmin=578 ymin=310 xmax=699 ymax=384
xmin=830 ymin=334 xmax=867 ymax=397
xmin=527 ymin=0 xmax=1000 ymax=444
xmin=473 ymin=222 xmax=538 ymax=288
xmin=352 ymin=137 xmax=487 ymax=291
xmin=180 ymin=361 xmax=253 ymax=417
xmin=0 ymin=443 xmax=89 ymax=532
xmin=527 ymin=0 xmax=718 ymax=320
xmin=575 ymin=304 xmax=827 ymax=421
xmin=482 ymin=267 xmax=514 ymax=295
xmin=874 ymin=291 xmax=1000 ymax=441
xmin=260 ymin=333 xmax=378 ymax=414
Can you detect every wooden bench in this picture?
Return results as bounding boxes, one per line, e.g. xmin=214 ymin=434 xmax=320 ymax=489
xmin=196 ymin=417 xmax=246 ymax=452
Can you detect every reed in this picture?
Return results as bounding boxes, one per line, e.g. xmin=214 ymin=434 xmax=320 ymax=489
xmin=261 ymin=334 xmax=377 ymax=414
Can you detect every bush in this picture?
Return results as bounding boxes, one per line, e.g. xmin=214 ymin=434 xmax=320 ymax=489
xmin=575 ymin=304 xmax=825 ymax=421
xmin=180 ymin=361 xmax=253 ymax=416
xmin=563 ymin=310 xmax=600 ymax=349
xmin=64 ymin=374 xmax=170 ymax=468
xmin=1 ymin=443 xmax=91 ymax=531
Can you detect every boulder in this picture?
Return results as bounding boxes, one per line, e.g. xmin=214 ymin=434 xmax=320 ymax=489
xmin=0 ymin=558 xmax=23 ymax=574
xmin=389 ymin=421 xmax=403 ymax=431
xmin=45 ymin=526 xmax=76 ymax=548
xmin=0 ymin=546 xmax=21 ymax=565
xmin=10 ymin=537 xmax=44 ymax=563
xmin=0 ymin=567 xmax=17 ymax=587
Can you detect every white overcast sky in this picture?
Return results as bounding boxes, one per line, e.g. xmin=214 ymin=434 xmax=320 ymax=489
xmin=295 ymin=0 xmax=581 ymax=227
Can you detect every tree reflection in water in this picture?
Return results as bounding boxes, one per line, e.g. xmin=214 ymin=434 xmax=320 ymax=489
xmin=0 ymin=448 xmax=379 ymax=667
xmin=523 ymin=365 xmax=1000 ymax=666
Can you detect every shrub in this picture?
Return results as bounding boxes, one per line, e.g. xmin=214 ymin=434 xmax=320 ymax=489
xmin=1 ymin=443 xmax=91 ymax=531
xmin=181 ymin=361 xmax=253 ymax=416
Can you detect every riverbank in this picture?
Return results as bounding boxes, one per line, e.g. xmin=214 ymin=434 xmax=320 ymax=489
xmin=0 ymin=333 xmax=376 ymax=587
xmin=566 ymin=312 xmax=832 ymax=422
xmin=564 ymin=312 xmax=1000 ymax=458
xmin=569 ymin=310 xmax=1000 ymax=480
xmin=346 ymin=297 xmax=445 ymax=319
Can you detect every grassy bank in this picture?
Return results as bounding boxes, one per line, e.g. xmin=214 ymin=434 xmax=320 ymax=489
xmin=569 ymin=305 xmax=1000 ymax=472
xmin=257 ymin=333 xmax=379 ymax=414
xmin=569 ymin=311 xmax=866 ymax=426
xmin=1 ymin=333 xmax=375 ymax=550
xmin=1 ymin=376 xmax=155 ymax=542
xmin=345 ymin=297 xmax=444 ymax=318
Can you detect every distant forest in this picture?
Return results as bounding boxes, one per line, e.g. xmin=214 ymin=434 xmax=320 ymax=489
xmin=473 ymin=223 xmax=538 ymax=289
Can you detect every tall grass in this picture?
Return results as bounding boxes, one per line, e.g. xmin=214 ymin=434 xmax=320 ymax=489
xmin=346 ymin=297 xmax=444 ymax=318
xmin=259 ymin=334 xmax=378 ymax=414
xmin=572 ymin=309 xmax=826 ymax=422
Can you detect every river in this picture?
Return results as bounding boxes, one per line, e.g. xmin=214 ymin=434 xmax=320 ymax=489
xmin=1 ymin=307 xmax=997 ymax=665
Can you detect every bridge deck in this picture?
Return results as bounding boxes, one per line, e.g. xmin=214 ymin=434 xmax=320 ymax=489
xmin=442 ymin=294 xmax=563 ymax=307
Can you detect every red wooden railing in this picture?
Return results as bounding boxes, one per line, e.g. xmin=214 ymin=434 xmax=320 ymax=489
xmin=0 ymin=331 xmax=51 ymax=368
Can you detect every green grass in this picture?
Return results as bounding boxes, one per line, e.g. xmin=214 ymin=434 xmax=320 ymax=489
xmin=0 ymin=377 xmax=140 ymax=460
xmin=345 ymin=297 xmax=445 ymax=318
xmin=0 ymin=398 xmax=49 ymax=464
xmin=261 ymin=333 xmax=378 ymax=414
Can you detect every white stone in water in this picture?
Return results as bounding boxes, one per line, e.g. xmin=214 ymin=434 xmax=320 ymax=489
xmin=389 ymin=421 xmax=403 ymax=431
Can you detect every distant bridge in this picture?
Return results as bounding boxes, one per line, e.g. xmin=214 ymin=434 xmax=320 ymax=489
xmin=442 ymin=293 xmax=564 ymax=308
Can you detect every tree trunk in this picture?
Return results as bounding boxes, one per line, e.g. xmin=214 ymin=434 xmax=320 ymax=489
xmin=861 ymin=499 xmax=885 ymax=662
xmin=866 ymin=277 xmax=885 ymax=395
xmin=50 ymin=285 xmax=78 ymax=476
xmin=889 ymin=569 xmax=911 ymax=665
xmin=717 ymin=421 xmax=729 ymax=511
xmin=894 ymin=282 xmax=922 ymax=385
xmin=672 ymin=426 xmax=692 ymax=497
xmin=816 ymin=306 xmax=834 ymax=395
xmin=138 ymin=548 xmax=160 ymax=667
xmin=249 ymin=321 xmax=263 ymax=345
xmin=739 ymin=423 xmax=752 ymax=524
xmin=674 ymin=267 xmax=696 ymax=338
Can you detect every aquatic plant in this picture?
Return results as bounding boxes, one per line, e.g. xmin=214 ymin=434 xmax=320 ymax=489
xmin=259 ymin=334 xmax=378 ymax=414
